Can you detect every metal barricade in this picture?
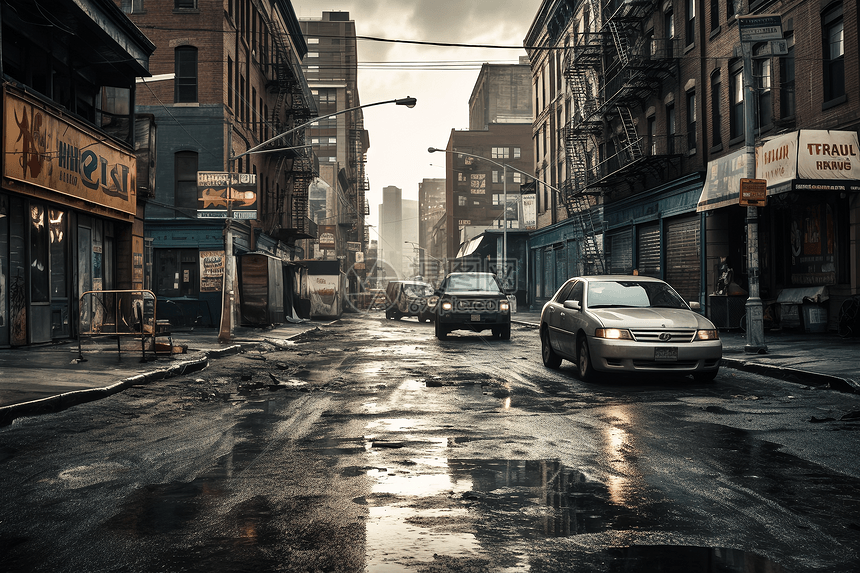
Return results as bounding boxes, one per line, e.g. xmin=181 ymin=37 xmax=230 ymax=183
xmin=77 ymin=289 xmax=171 ymax=361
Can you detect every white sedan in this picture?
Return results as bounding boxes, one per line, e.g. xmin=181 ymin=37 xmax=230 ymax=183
xmin=540 ymin=276 xmax=722 ymax=382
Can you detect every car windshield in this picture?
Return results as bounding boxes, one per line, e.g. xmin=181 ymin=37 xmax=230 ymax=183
xmin=586 ymin=280 xmax=687 ymax=309
xmin=444 ymin=274 xmax=502 ymax=293
xmin=403 ymin=284 xmax=433 ymax=297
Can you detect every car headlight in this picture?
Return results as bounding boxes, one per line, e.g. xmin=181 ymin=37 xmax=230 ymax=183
xmin=695 ymin=329 xmax=720 ymax=340
xmin=499 ymin=300 xmax=510 ymax=312
xmin=595 ymin=328 xmax=633 ymax=340
xmin=441 ymin=301 xmax=453 ymax=312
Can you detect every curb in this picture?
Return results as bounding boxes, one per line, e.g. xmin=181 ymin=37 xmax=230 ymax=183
xmin=721 ymin=357 xmax=858 ymax=394
xmin=0 ymin=338 xmax=287 ymax=427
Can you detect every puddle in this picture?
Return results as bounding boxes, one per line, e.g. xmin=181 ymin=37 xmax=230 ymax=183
xmin=599 ymin=545 xmax=785 ymax=572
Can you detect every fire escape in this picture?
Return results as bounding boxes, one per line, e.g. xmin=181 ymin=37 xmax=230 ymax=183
xmin=348 ymin=124 xmax=370 ymax=239
xmin=260 ymin=6 xmax=318 ymax=241
xmin=563 ymin=0 xmax=680 ymax=273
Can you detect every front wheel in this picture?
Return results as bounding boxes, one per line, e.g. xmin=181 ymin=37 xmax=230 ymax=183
xmin=577 ymin=337 xmax=596 ymax=382
xmin=435 ymin=320 xmax=448 ymax=340
xmin=500 ymin=325 xmax=511 ymax=340
xmin=541 ymin=328 xmax=561 ymax=369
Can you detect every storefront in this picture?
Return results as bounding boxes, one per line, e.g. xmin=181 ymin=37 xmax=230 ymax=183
xmin=1 ymin=88 xmax=139 ymax=347
xmin=604 ymin=173 xmax=706 ymax=304
xmin=697 ymin=130 xmax=860 ymax=330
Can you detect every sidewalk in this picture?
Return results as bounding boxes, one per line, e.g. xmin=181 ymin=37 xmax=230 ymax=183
xmin=0 ymin=321 xmax=320 ymax=426
xmin=1 ymin=312 xmax=858 ymax=427
xmin=511 ymin=310 xmax=860 ymax=393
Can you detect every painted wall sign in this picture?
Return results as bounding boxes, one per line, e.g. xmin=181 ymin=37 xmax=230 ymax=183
xmin=3 ymin=90 xmax=136 ymax=215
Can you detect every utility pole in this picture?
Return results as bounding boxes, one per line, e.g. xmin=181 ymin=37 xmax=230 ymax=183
xmin=737 ymin=13 xmax=782 ymax=354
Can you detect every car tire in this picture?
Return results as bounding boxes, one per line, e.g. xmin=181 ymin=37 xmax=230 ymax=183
xmin=408 ymin=302 xmax=421 ymax=316
xmin=577 ymin=337 xmax=596 ymax=382
xmin=541 ymin=327 xmax=562 ymax=369
xmin=693 ymin=369 xmax=719 ymax=383
xmin=435 ymin=320 xmax=448 ymax=340
xmin=385 ymin=309 xmax=392 ymax=320
xmin=500 ymin=325 xmax=511 ymax=340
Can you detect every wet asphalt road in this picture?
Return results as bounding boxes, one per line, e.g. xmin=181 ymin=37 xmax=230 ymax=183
xmin=1 ymin=314 xmax=859 ymax=572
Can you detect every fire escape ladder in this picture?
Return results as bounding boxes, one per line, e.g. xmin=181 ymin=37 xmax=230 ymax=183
xmin=607 ymin=20 xmax=629 ymax=67
xmin=617 ymin=106 xmax=643 ymax=163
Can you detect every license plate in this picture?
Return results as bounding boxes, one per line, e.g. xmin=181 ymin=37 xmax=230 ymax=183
xmin=654 ymin=347 xmax=678 ymax=361
xmin=471 ymin=314 xmax=481 ymax=322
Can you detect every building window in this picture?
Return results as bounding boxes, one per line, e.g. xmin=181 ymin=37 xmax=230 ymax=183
xmin=513 ymin=147 xmax=521 ymax=159
xmin=710 ymin=0 xmax=719 ymax=31
xmin=754 ymin=44 xmax=772 ymax=129
xmin=492 ymin=170 xmax=500 ymax=183
xmin=665 ymin=10 xmax=674 ymax=40
xmin=513 ymin=172 xmax=523 ymax=184
xmin=780 ymin=34 xmax=795 ymax=118
xmin=686 ymin=91 xmax=696 ymax=152
xmin=730 ymin=62 xmax=744 ymax=139
xmin=492 ymin=194 xmax=503 ymax=206
xmin=174 ymin=151 xmax=198 ymax=211
xmin=174 ymin=46 xmax=197 ymax=103
xmin=726 ymin=0 xmax=734 ymax=19
xmin=822 ymin=4 xmax=845 ymax=104
xmin=175 ymin=0 xmax=196 ymax=9
xmin=666 ymin=104 xmax=676 ymax=154
xmin=458 ymin=196 xmax=467 ymax=207
xmin=686 ymin=0 xmax=695 ymax=45
xmin=648 ymin=116 xmax=656 ymax=154
xmin=121 ymin=0 xmax=144 ymax=13
xmin=491 ymin=147 xmax=510 ymax=159
xmin=227 ymin=57 xmax=233 ymax=109
xmin=711 ymin=70 xmax=722 ymax=146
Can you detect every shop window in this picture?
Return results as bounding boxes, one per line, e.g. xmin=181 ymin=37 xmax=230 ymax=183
xmin=155 ymin=249 xmax=199 ymax=298
xmin=175 ymin=46 xmax=198 ymax=103
xmin=49 ymin=209 xmax=67 ymax=298
xmin=30 ymin=204 xmax=49 ymax=303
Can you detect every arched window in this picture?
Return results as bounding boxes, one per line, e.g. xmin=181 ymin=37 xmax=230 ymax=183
xmin=174 ymin=46 xmax=198 ymax=103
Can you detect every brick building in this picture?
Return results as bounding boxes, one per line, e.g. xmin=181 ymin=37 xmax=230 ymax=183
xmin=122 ymin=0 xmax=316 ymax=328
xmin=526 ymin=0 xmax=860 ymax=329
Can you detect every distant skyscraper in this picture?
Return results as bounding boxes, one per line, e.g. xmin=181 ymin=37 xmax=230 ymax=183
xmin=379 ymin=186 xmax=404 ymax=279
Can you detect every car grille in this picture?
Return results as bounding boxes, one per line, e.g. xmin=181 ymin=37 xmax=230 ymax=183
xmin=629 ymin=329 xmax=696 ymax=343
xmin=455 ymin=299 xmax=502 ymax=312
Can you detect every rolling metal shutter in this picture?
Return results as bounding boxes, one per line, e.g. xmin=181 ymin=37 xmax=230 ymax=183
xmin=665 ymin=215 xmax=700 ymax=302
xmin=608 ymin=230 xmax=633 ymax=274
xmin=637 ymin=223 xmax=661 ymax=278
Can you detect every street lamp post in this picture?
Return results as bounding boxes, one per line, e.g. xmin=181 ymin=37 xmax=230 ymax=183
xmin=216 ymin=97 xmax=417 ymax=343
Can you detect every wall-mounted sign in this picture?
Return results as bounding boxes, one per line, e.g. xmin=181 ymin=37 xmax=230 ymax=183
xmin=196 ymin=172 xmax=257 ymax=219
xmin=200 ymin=250 xmax=225 ymax=292
xmin=739 ymin=178 xmax=767 ymax=207
xmin=319 ymin=225 xmax=336 ymax=250
xmin=3 ymin=90 xmax=136 ymax=216
xmin=737 ymin=14 xmax=783 ymax=43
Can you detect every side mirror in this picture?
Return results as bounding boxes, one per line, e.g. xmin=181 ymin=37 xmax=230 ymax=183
xmin=563 ymin=300 xmax=582 ymax=311
xmin=689 ymin=301 xmax=701 ymax=311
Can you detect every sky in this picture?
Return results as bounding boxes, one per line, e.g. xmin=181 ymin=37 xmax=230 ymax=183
xmin=292 ymin=1 xmax=538 ymax=234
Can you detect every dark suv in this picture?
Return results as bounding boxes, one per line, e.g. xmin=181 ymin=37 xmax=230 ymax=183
xmin=434 ymin=272 xmax=511 ymax=339
xmin=385 ymin=280 xmax=437 ymax=322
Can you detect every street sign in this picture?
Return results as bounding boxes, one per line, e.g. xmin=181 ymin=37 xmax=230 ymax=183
xmin=737 ymin=14 xmax=783 ymax=43
xmin=196 ymin=171 xmax=258 ymax=219
xmin=739 ymin=178 xmax=768 ymax=207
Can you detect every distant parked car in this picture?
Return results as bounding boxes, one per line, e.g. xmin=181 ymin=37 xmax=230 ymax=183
xmin=434 ymin=272 xmax=511 ymax=340
xmin=385 ymin=280 xmax=437 ymax=322
xmin=540 ymin=275 xmax=721 ymax=382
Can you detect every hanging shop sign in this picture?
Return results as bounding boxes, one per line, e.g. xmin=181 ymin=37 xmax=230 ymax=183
xmin=318 ymin=225 xmax=336 ymax=250
xmin=757 ymin=130 xmax=860 ymax=194
xmin=739 ymin=178 xmax=768 ymax=207
xmin=3 ymin=89 xmax=136 ymax=216
xmin=196 ymin=171 xmax=257 ymax=219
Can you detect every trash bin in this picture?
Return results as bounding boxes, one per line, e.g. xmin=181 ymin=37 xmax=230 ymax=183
xmin=801 ymin=303 xmax=828 ymax=333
